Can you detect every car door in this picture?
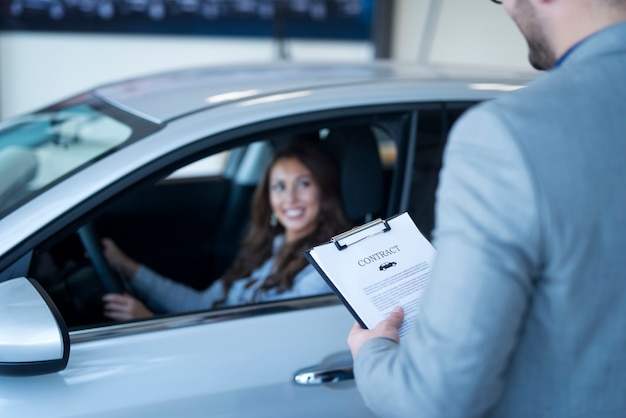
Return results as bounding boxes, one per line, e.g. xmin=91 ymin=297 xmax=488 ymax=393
xmin=0 ymin=295 xmax=366 ymax=417
xmin=0 ymin=109 xmax=414 ymax=417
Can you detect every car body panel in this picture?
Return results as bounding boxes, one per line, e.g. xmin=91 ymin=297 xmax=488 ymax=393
xmin=0 ymin=301 xmax=369 ymax=417
xmin=93 ymin=62 xmax=529 ymax=123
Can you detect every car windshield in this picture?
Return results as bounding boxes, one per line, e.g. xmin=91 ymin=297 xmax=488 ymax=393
xmin=0 ymin=102 xmax=133 ymax=217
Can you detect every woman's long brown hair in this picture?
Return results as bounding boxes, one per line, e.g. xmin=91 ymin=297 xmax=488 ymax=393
xmin=217 ymin=139 xmax=351 ymax=304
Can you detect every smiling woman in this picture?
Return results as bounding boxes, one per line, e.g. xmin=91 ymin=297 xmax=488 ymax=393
xmin=99 ymin=139 xmax=352 ymax=320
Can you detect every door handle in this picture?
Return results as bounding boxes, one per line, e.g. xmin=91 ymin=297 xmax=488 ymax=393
xmin=293 ymin=365 xmax=354 ymax=385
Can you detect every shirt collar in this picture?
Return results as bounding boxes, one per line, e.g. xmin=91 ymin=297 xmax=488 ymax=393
xmin=555 ymin=35 xmax=590 ymax=67
xmin=272 ymin=234 xmax=285 ymax=255
xmin=556 ymin=21 xmax=626 ymax=67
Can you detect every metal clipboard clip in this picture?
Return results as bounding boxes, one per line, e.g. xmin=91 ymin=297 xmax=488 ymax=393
xmin=331 ymin=218 xmax=391 ymax=251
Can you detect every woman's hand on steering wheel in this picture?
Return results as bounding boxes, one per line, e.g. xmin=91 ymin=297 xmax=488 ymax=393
xmin=102 ymin=293 xmax=153 ymax=321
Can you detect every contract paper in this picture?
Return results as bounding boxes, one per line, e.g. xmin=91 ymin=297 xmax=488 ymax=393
xmin=305 ymin=212 xmax=436 ymax=337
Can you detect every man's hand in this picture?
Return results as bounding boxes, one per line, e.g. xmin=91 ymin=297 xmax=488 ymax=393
xmin=348 ymin=306 xmax=404 ymax=358
xmin=103 ymin=293 xmax=153 ymax=321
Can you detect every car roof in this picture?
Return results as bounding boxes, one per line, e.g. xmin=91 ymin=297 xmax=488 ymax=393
xmin=94 ymin=61 xmax=535 ymax=124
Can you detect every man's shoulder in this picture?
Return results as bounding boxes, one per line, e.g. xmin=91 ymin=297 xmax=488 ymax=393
xmin=462 ymin=70 xmax=572 ymax=129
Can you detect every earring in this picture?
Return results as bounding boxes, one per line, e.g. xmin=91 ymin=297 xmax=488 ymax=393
xmin=270 ymin=213 xmax=278 ymax=227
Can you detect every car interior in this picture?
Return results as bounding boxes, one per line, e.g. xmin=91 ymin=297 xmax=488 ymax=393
xmin=25 ymin=120 xmax=399 ymax=329
xmin=23 ymin=103 xmax=469 ymax=330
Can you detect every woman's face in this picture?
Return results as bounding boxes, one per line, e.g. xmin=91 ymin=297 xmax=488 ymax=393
xmin=269 ymin=157 xmax=321 ymax=243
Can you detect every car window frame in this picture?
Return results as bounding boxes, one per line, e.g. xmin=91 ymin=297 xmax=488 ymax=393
xmin=1 ymin=103 xmax=429 ymax=342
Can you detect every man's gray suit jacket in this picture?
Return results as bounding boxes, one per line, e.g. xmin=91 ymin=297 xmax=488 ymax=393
xmin=354 ymin=21 xmax=626 ymax=418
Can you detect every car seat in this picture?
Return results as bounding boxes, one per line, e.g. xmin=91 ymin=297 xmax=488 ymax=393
xmin=321 ymin=126 xmax=384 ymax=225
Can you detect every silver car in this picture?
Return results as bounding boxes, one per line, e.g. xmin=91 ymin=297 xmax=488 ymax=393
xmin=0 ymin=62 xmax=531 ymax=417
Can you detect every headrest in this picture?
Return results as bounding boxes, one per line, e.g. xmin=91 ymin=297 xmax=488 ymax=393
xmin=322 ymin=126 xmax=383 ymax=223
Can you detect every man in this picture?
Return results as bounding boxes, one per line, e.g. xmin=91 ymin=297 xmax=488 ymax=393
xmin=348 ymin=0 xmax=626 ymax=416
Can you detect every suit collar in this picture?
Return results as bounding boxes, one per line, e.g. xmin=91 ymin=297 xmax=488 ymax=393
xmin=558 ymin=21 xmax=626 ymax=67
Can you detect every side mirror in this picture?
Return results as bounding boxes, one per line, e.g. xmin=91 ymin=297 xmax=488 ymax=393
xmin=0 ymin=277 xmax=70 ymax=376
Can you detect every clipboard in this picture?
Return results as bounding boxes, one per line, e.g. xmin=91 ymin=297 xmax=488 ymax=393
xmin=304 ymin=212 xmax=435 ymax=335
xmin=331 ymin=217 xmax=391 ymax=251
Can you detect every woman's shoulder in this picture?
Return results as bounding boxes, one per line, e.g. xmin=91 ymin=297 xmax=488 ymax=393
xmin=272 ymin=234 xmax=286 ymax=254
xmin=294 ymin=264 xmax=326 ymax=284
xmin=296 ymin=263 xmax=316 ymax=277
xmin=293 ymin=264 xmax=331 ymax=293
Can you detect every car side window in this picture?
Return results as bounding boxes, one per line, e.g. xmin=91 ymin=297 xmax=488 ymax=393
xmin=27 ymin=146 xmax=251 ymax=329
xmin=26 ymin=117 xmax=403 ymax=330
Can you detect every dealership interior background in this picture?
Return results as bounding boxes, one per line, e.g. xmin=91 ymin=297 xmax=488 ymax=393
xmin=0 ymin=0 xmax=534 ymax=121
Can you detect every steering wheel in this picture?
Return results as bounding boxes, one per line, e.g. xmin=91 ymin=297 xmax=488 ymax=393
xmin=77 ymin=223 xmax=131 ymax=295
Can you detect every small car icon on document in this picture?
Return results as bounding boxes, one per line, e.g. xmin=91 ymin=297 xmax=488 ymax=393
xmin=379 ymin=261 xmax=397 ymax=271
